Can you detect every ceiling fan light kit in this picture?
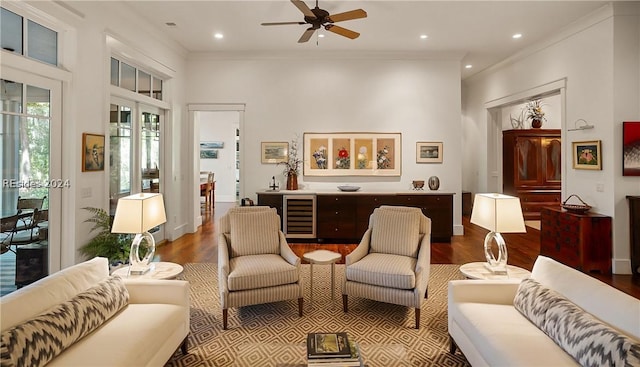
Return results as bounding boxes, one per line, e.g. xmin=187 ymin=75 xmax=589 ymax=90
xmin=261 ymin=0 xmax=367 ymax=43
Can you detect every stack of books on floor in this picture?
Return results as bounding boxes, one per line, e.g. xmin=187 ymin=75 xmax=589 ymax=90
xmin=306 ymin=332 xmax=363 ymax=367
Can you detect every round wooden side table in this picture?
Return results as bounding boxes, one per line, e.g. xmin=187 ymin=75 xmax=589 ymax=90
xmin=303 ymin=250 xmax=342 ymax=304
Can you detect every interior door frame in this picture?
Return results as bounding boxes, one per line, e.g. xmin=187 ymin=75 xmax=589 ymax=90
xmin=187 ymin=103 xmax=245 ymax=231
xmin=484 ymin=78 xmax=567 ymax=197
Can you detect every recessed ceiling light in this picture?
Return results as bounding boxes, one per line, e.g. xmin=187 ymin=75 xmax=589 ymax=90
xmin=318 ymin=34 xmax=325 ymax=38
xmin=465 ymin=64 xmax=473 ymax=69
xmin=420 ymin=34 xmax=428 ymax=39
xmin=214 ymin=33 xmax=224 ymax=39
xmin=512 ymin=33 xmax=522 ymax=39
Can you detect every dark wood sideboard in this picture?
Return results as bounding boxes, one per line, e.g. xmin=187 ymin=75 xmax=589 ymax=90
xmin=627 ymin=196 xmax=640 ymax=275
xmin=257 ymin=192 xmax=453 ymax=243
xmin=540 ymin=206 xmax=612 ymax=273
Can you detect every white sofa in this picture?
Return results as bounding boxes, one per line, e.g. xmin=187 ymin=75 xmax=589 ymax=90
xmin=448 ymin=256 xmax=640 ymax=366
xmin=1 ymin=257 xmax=190 ymax=367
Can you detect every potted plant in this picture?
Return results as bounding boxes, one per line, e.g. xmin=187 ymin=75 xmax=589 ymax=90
xmin=525 ymin=99 xmax=546 ymax=128
xmin=80 ymin=207 xmax=131 ymax=267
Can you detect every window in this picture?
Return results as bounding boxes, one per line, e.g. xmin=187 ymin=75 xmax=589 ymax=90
xmin=1 ymin=7 xmax=58 ymax=66
xmin=110 ymin=56 xmax=164 ymax=101
xmin=1 ymin=8 xmax=23 ymax=54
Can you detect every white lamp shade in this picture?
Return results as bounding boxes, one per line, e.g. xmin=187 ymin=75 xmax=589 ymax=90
xmin=470 ymin=193 xmax=526 ymax=233
xmin=111 ymin=193 xmax=167 ymax=234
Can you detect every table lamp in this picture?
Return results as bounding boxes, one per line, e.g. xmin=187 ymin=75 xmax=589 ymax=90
xmin=111 ymin=193 xmax=166 ymax=275
xmin=470 ymin=193 xmax=526 ymax=274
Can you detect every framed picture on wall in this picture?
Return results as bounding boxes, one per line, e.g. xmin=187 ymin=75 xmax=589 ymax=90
xmin=200 ymin=149 xmax=219 ymax=159
xmin=261 ymin=142 xmax=288 ymax=164
xmin=303 ymin=132 xmax=401 ymax=176
xmin=416 ymin=142 xmax=443 ymax=163
xmin=82 ymin=133 xmax=105 ymax=172
xmin=623 ymin=121 xmax=640 ymax=176
xmin=200 ymin=141 xmax=224 ymax=149
xmin=572 ymin=140 xmax=602 ymax=170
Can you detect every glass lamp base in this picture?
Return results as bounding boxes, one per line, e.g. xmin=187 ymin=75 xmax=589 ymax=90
xmin=129 ymin=232 xmax=156 ymax=275
xmin=484 ymin=231 xmax=508 ymax=274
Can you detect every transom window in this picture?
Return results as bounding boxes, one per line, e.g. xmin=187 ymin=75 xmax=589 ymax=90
xmin=1 ymin=7 xmax=58 ymax=66
xmin=110 ymin=57 xmax=163 ymax=101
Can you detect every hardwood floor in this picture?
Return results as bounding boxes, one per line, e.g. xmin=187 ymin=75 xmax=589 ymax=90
xmin=156 ymin=202 xmax=640 ymax=299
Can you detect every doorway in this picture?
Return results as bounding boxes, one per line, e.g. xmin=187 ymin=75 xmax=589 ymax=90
xmin=188 ymin=104 xmax=245 ymax=231
xmin=0 ymin=73 xmax=62 ymax=295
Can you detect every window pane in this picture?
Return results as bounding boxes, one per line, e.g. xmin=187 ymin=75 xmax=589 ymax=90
xmin=26 ymin=85 xmax=50 ymax=117
xmin=28 ymin=20 xmax=57 ymax=65
xmin=109 ymin=104 xmax=132 ymax=214
xmin=152 ymin=77 xmax=162 ymax=100
xmin=141 ymin=112 xmax=160 ymax=193
xmin=1 ymin=79 xmax=23 ymax=113
xmin=121 ymin=62 xmax=136 ymax=92
xmin=1 ymin=8 xmax=23 ymax=55
xmin=110 ymin=58 xmax=119 ymax=86
xmin=138 ymin=70 xmax=151 ymax=97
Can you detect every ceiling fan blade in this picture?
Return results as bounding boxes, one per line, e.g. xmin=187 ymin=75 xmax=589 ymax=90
xmin=261 ymin=21 xmax=307 ymax=26
xmin=324 ymin=24 xmax=360 ymax=39
xmin=327 ymin=9 xmax=367 ymax=23
xmin=298 ymin=28 xmax=316 ymax=43
xmin=290 ymin=0 xmax=316 ymax=19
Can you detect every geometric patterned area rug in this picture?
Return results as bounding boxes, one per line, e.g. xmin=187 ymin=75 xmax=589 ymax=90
xmin=166 ymin=263 xmax=471 ymax=367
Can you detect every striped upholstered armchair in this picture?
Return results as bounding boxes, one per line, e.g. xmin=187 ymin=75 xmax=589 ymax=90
xmin=342 ymin=205 xmax=431 ymax=329
xmin=218 ymin=206 xmax=303 ymax=329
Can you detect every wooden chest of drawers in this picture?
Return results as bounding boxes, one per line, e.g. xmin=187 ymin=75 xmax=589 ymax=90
xmin=540 ymin=206 xmax=612 ymax=273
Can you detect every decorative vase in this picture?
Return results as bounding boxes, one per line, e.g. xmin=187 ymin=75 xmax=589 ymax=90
xmin=286 ymin=172 xmax=298 ymax=190
xmin=531 ymin=118 xmax=543 ymax=129
xmin=428 ymin=176 xmax=440 ymax=191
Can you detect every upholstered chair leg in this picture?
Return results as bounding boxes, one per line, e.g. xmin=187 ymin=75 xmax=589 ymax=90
xmin=222 ymin=309 xmax=228 ymax=330
xmin=449 ymin=335 xmax=458 ymax=354
xmin=415 ymin=308 xmax=421 ymax=329
xmin=181 ymin=336 xmax=189 ymax=354
xmin=298 ymin=298 xmax=304 ymax=317
xmin=342 ymin=294 xmax=348 ymax=312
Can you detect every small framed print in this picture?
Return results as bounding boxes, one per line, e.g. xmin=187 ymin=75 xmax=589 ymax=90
xmin=82 ymin=133 xmax=105 ymax=172
xmin=416 ymin=142 xmax=443 ymax=163
xmin=572 ymin=140 xmax=602 ymax=170
xmin=261 ymin=142 xmax=288 ymax=164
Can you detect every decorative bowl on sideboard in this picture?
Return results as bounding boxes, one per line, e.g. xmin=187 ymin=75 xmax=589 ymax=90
xmin=337 ymin=185 xmax=361 ymax=192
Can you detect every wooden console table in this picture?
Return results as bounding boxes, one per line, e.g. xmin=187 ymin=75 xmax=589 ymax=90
xmin=258 ymin=191 xmax=453 ymax=242
xmin=540 ymin=206 xmax=612 ymax=273
xmin=627 ymin=196 xmax=640 ymax=275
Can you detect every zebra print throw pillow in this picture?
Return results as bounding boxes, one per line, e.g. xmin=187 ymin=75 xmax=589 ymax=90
xmin=514 ymin=278 xmax=640 ymax=367
xmin=513 ymin=278 xmax=560 ymax=328
xmin=545 ymin=298 xmax=640 ymax=367
xmin=0 ymin=275 xmax=129 ymax=367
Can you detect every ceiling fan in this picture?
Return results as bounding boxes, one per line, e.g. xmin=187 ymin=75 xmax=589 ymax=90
xmin=261 ymin=0 xmax=367 ymax=43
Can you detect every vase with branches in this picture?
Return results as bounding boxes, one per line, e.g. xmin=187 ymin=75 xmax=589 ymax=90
xmin=278 ymin=138 xmax=302 ymax=190
xmin=525 ymin=99 xmax=546 ymax=128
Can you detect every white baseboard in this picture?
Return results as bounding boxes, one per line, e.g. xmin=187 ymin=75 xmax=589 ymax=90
xmin=454 ymin=224 xmax=464 ymax=236
xmin=612 ymin=259 xmax=633 ymax=275
xmin=169 ymin=223 xmax=188 ymax=241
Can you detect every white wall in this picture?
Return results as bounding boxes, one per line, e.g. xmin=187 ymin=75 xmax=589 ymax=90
xmin=186 ymin=55 xmax=464 ymax=234
xmin=198 ymin=111 xmax=239 ymax=202
xmin=463 ymin=4 xmax=640 ymax=274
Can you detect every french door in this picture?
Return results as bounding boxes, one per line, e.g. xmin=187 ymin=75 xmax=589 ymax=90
xmin=109 ymin=98 xmax=165 ymax=243
xmin=0 ymin=68 xmax=62 ymax=294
